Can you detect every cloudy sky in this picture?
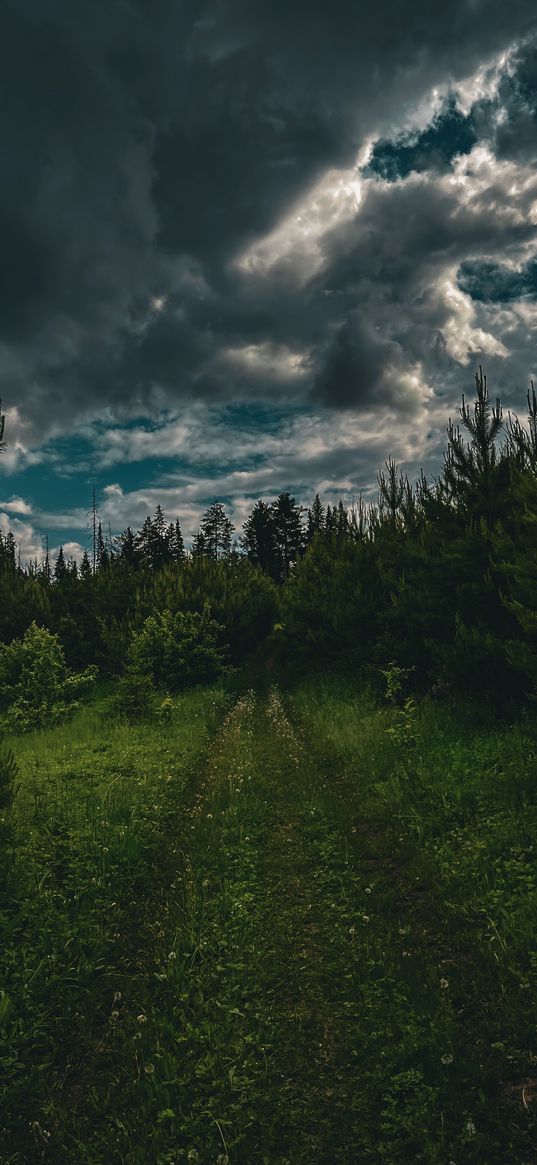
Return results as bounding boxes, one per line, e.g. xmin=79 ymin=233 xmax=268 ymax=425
xmin=1 ymin=0 xmax=537 ymax=560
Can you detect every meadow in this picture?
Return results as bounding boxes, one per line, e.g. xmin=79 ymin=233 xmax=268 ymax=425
xmin=2 ymin=678 xmax=537 ymax=1164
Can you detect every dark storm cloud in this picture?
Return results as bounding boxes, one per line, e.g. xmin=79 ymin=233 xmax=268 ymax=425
xmin=2 ymin=0 xmax=537 ymax=439
xmin=308 ymin=155 xmax=537 ymax=410
xmin=312 ymin=313 xmax=399 ymax=408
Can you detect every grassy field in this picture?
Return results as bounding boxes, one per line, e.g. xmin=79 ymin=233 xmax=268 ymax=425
xmin=2 ymin=679 xmax=537 ymax=1162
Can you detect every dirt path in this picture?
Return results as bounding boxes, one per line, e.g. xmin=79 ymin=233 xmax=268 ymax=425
xmin=42 ymin=688 xmax=472 ymax=1164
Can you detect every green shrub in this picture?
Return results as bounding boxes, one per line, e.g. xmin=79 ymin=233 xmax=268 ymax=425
xmin=128 ymin=606 xmax=227 ymax=692
xmin=0 ymin=622 xmax=97 ymax=732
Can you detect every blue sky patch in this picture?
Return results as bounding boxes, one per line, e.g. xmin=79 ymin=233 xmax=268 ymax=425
xmin=367 ymin=97 xmax=477 ymax=182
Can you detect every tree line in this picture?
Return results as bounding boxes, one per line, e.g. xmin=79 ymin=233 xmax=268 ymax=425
xmin=2 ymin=369 xmax=537 ymax=710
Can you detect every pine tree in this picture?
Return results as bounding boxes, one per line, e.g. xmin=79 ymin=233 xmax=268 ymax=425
xmin=336 ymin=500 xmax=349 ymax=537
xmin=3 ymin=532 xmax=17 ymax=574
xmin=307 ymin=494 xmax=325 ymax=542
xmin=80 ymin=550 xmax=92 ymax=581
xmin=241 ymin=501 xmax=278 ymax=578
xmin=191 ymin=530 xmax=207 ymax=558
xmin=118 ymin=527 xmax=138 ymax=568
xmin=507 ymin=381 xmax=537 ymax=472
xmin=378 ymin=458 xmax=406 ymax=532
xmin=443 ymin=365 xmax=507 ymax=527
xmin=96 ymin=522 xmax=109 ymax=571
xmin=174 ymin=518 xmax=185 ymax=561
xmin=135 ymin=516 xmax=154 ymax=568
xmin=271 ymin=492 xmax=304 ymax=581
xmin=199 ymin=502 xmax=235 ymax=560
xmin=151 ymin=505 xmax=169 ymax=569
xmin=54 ymin=546 xmax=67 ymax=582
xmin=325 ymin=505 xmax=337 ymax=536
xmin=42 ymin=537 xmax=52 ymax=586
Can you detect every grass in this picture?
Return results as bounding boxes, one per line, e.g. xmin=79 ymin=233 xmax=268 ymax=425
xmin=0 ymin=686 xmax=229 ymax=1163
xmin=2 ymin=677 xmax=537 ymax=1162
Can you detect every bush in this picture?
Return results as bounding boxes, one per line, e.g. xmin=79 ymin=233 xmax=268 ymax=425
xmin=128 ymin=606 xmax=227 ymax=692
xmin=0 ymin=622 xmax=97 ymax=732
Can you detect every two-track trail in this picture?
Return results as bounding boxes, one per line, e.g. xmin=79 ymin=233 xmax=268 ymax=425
xmin=41 ymin=689 xmax=477 ymax=1164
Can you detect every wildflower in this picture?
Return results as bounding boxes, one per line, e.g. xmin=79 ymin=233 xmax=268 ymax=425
xmin=465 ymin=1118 xmax=476 ymax=1137
xmin=349 ymin=926 xmax=356 ymax=935
xmin=440 ymin=977 xmax=449 ymax=989
xmin=441 ymin=1053 xmax=454 ymax=1065
xmin=137 ymin=1014 xmax=147 ymax=1024
xmin=365 ymin=886 xmax=372 ymax=894
xmin=168 ymin=951 xmax=177 ymax=961
xmin=362 ymin=915 xmax=370 ymax=923
xmin=144 ymin=1063 xmax=155 ymax=1074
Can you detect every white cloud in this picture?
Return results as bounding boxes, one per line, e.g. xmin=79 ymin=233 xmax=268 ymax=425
xmin=50 ymin=541 xmax=87 ymax=565
xmin=0 ymin=496 xmax=33 ymax=515
xmin=234 ymin=165 xmax=363 ymax=284
xmin=439 ymin=277 xmax=509 ymax=363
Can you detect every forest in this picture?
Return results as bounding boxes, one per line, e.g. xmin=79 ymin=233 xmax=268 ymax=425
xmin=3 ymin=370 xmax=537 ymax=1163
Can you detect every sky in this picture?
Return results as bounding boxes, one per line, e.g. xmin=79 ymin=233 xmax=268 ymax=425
xmin=1 ymin=0 xmax=537 ymax=561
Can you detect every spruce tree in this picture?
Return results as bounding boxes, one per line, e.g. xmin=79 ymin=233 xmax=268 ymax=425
xmin=54 ymin=546 xmax=67 ymax=582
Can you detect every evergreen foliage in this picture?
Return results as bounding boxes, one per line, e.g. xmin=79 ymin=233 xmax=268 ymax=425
xmin=196 ymin=501 xmax=235 ymax=560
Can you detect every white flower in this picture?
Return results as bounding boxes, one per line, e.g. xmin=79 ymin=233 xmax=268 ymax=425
xmin=440 ymin=977 xmax=449 ymax=989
